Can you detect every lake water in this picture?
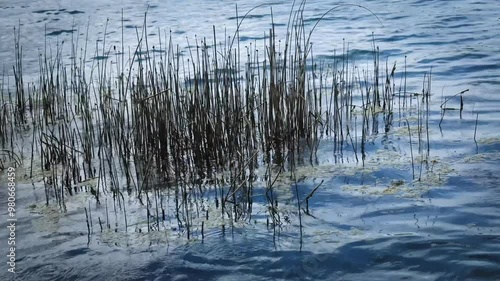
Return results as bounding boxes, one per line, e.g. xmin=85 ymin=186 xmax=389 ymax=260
xmin=1 ymin=0 xmax=500 ymax=280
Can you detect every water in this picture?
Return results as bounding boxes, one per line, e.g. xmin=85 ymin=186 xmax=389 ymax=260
xmin=1 ymin=0 xmax=500 ymax=280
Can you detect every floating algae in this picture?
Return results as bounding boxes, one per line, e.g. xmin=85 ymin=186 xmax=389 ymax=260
xmin=340 ymin=154 xmax=455 ymax=199
xmin=477 ymin=136 xmax=500 ymax=145
xmin=366 ymin=149 xmax=411 ymax=170
xmin=383 ymin=180 xmax=406 ymax=195
xmin=29 ymin=204 xmax=63 ymax=233
xmin=341 ymin=181 xmax=411 ymax=197
xmin=461 ymin=151 xmax=500 ymax=163
xmin=392 ymin=124 xmax=429 ymax=137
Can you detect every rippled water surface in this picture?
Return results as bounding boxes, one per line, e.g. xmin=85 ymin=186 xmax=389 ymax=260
xmin=1 ymin=0 xmax=500 ymax=280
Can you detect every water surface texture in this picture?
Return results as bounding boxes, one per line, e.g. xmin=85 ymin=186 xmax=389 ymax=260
xmin=1 ymin=0 xmax=500 ymax=280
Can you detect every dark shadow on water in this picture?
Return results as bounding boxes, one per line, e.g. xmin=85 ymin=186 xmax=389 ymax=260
xmin=136 ymin=234 xmax=500 ymax=281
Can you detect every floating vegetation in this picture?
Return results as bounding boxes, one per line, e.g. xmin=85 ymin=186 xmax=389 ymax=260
xmin=461 ymin=151 xmax=500 ymax=163
xmin=28 ymin=204 xmax=62 ymax=232
xmin=477 ymin=136 xmax=500 ymax=145
xmin=0 ymin=3 xmax=448 ymax=244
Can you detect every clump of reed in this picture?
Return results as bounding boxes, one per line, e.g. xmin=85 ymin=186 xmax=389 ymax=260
xmin=0 ymin=3 xmax=432 ymax=239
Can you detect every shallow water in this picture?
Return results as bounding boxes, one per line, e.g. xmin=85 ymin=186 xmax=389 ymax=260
xmin=1 ymin=0 xmax=500 ymax=280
